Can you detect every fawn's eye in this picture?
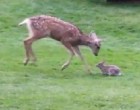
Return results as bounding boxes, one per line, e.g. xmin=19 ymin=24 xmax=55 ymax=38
xmin=95 ymin=43 xmax=100 ymax=49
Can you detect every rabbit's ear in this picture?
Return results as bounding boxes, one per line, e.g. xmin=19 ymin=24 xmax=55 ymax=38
xmin=101 ymin=61 xmax=105 ymax=64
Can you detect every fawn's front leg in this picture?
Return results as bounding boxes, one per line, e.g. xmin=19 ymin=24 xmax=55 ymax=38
xmin=61 ymin=43 xmax=75 ymax=71
xmin=73 ymin=46 xmax=92 ymax=74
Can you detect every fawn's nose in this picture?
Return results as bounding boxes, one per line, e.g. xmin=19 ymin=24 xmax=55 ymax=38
xmin=94 ymin=53 xmax=98 ymax=56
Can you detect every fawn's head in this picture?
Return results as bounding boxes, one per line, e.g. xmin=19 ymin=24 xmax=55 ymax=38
xmin=87 ymin=33 xmax=101 ymax=56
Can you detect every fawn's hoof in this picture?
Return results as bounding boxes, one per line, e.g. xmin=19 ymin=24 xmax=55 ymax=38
xmin=23 ymin=59 xmax=29 ymax=66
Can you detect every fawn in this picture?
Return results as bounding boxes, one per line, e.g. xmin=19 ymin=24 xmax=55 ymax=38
xmin=19 ymin=15 xmax=102 ymax=73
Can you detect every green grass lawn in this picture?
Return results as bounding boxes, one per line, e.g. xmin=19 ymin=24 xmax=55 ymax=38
xmin=0 ymin=0 xmax=140 ymax=110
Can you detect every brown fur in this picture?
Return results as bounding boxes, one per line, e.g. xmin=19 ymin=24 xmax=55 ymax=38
xmin=19 ymin=15 xmax=101 ymax=73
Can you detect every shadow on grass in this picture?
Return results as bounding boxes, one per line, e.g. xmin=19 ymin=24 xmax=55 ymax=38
xmin=87 ymin=0 xmax=140 ymax=7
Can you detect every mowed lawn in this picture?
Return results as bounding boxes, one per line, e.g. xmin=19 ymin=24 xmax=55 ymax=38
xmin=0 ymin=0 xmax=140 ymax=110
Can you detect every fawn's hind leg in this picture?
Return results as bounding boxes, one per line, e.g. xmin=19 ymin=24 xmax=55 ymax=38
xmin=23 ymin=36 xmax=38 ymax=65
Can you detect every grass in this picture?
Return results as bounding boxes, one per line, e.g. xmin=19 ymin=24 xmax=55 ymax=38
xmin=0 ymin=0 xmax=140 ymax=110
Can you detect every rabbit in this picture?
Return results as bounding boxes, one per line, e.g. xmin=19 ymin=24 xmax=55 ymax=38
xmin=96 ymin=61 xmax=121 ymax=76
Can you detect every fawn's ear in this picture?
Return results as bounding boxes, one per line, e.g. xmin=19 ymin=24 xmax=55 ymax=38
xmin=89 ymin=32 xmax=102 ymax=43
xmin=89 ymin=32 xmax=97 ymax=39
